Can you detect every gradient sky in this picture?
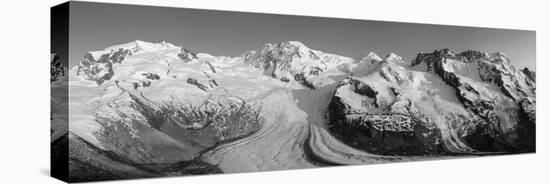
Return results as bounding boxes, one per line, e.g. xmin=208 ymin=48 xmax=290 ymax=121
xmin=68 ymin=1 xmax=536 ymax=70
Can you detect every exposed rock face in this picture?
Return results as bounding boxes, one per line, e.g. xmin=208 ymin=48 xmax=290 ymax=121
xmin=177 ymin=48 xmax=198 ymax=63
xmin=519 ymin=98 xmax=536 ymax=123
xmin=328 ymin=77 xmax=443 ymax=155
xmin=132 ymin=81 xmax=151 ymax=89
xmin=132 ymin=72 xmax=161 ymax=89
xmin=293 ymin=73 xmax=316 ymax=89
xmin=205 ymin=61 xmax=217 ymax=73
xmin=51 ymin=53 xmax=66 ymax=82
xmin=142 ymin=72 xmax=160 ymax=80
xmin=76 ymin=48 xmax=133 ymax=85
xmin=108 ymin=48 xmax=132 ymax=64
xmin=522 ymin=67 xmax=536 ymax=82
xmin=186 ymin=74 xmax=218 ymax=91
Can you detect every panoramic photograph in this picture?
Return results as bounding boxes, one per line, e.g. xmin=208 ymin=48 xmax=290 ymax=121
xmin=51 ymin=1 xmax=536 ymax=182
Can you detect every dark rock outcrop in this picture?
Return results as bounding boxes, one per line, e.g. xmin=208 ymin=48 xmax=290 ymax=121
xmin=205 ymin=61 xmax=217 ymax=73
xmin=177 ymin=48 xmax=198 ymax=63
xmin=186 ymin=75 xmax=218 ymax=91
xmin=521 ymin=67 xmax=536 ymax=82
xmin=327 ymin=78 xmax=443 ymax=155
xmin=76 ymin=48 xmax=133 ymax=85
xmin=109 ymin=48 xmax=132 ymax=64
xmin=142 ymin=72 xmax=160 ymax=80
xmin=131 ymin=72 xmax=161 ymax=89
xmin=347 ymin=78 xmax=378 ymax=98
xmin=133 ymin=81 xmax=152 ymax=89
xmin=293 ymin=73 xmax=315 ymax=89
xmin=519 ymin=98 xmax=536 ymax=123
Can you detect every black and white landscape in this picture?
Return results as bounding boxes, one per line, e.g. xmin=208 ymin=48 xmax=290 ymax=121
xmin=50 ymin=2 xmax=536 ymax=183
xmin=51 ymin=39 xmax=535 ymax=182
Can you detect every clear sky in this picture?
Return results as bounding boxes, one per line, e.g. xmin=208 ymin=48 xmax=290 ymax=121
xmin=67 ymin=1 xmax=536 ymax=70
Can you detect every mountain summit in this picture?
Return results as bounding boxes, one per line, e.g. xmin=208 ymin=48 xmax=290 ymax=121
xmin=242 ymin=41 xmax=354 ymax=88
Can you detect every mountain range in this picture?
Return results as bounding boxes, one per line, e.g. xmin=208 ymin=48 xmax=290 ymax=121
xmin=51 ymin=40 xmax=535 ymax=182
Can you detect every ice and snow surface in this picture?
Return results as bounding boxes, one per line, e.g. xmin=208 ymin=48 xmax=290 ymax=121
xmin=62 ymin=40 xmax=534 ymax=174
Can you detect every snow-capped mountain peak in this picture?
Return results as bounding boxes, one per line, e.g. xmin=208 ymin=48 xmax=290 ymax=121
xmin=351 ymin=51 xmax=385 ymax=77
xmin=250 ymin=40 xmax=315 ymax=60
xmin=279 ymin=40 xmax=311 ymax=50
xmin=134 ymin=40 xmax=178 ymax=51
xmin=385 ymin=52 xmax=403 ymax=62
xmin=108 ymin=40 xmax=178 ymax=53
xmin=487 ymin=51 xmax=510 ymax=64
xmin=360 ymin=52 xmax=383 ymax=63
xmin=72 ymin=40 xmax=195 ymax=86
xmin=242 ymin=41 xmax=353 ymax=89
xmin=85 ymin=40 xmax=177 ymax=62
